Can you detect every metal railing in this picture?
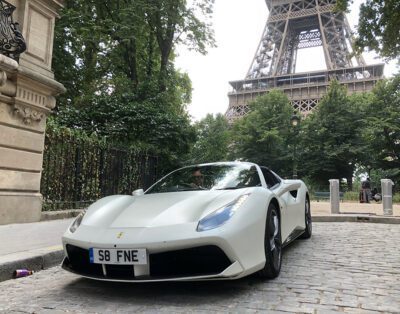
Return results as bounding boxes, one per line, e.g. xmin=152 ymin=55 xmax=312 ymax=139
xmin=0 ymin=0 xmax=26 ymax=60
xmin=40 ymin=131 xmax=158 ymax=211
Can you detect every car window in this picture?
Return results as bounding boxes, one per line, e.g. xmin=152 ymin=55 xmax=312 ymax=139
xmin=260 ymin=167 xmax=280 ymax=188
xmin=146 ymin=164 xmax=262 ymax=194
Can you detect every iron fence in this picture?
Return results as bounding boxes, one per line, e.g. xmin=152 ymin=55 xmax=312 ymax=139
xmin=40 ymin=131 xmax=158 ymax=211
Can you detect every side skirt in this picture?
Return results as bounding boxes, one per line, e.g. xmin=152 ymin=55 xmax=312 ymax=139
xmin=282 ymin=228 xmax=305 ymax=248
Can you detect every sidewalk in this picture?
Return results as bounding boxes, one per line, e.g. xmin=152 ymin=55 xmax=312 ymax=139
xmin=0 ymin=201 xmax=399 ymax=282
xmin=311 ymin=201 xmax=400 ymax=224
xmin=311 ymin=200 xmax=400 ymax=216
xmin=0 ymin=218 xmax=73 ymax=282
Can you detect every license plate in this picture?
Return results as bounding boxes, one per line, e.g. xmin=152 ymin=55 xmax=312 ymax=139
xmin=89 ymin=248 xmax=147 ymax=265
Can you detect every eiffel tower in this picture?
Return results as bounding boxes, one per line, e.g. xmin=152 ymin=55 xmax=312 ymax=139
xmin=226 ymin=0 xmax=384 ymax=123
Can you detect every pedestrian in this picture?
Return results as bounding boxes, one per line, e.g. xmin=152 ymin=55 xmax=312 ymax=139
xmin=360 ymin=177 xmax=372 ymax=203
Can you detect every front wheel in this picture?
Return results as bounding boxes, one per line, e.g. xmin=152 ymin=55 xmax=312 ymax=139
xmin=299 ymin=197 xmax=312 ymax=239
xmin=259 ymin=202 xmax=282 ymax=279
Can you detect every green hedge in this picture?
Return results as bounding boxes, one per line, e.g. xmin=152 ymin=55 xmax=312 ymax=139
xmin=41 ymin=123 xmax=158 ymax=211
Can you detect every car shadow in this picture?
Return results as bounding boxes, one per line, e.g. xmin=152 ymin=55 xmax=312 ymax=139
xmin=62 ymin=273 xmax=264 ymax=305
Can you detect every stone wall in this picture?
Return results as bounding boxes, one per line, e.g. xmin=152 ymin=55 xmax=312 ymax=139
xmin=0 ymin=0 xmax=65 ymax=225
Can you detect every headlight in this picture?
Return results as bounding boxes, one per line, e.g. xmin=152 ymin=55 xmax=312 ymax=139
xmin=197 ymin=194 xmax=250 ymax=232
xmin=69 ymin=211 xmax=85 ymax=233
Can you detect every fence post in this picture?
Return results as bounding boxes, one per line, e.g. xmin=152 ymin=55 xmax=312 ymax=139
xmin=74 ymin=146 xmax=82 ymax=206
xmin=329 ymin=179 xmax=340 ymax=214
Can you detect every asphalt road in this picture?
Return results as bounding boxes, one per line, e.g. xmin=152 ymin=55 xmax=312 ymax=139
xmin=1 ymin=222 xmax=400 ymax=313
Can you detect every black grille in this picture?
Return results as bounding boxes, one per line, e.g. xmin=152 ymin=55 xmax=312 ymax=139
xmin=150 ymin=245 xmax=232 ymax=277
xmin=105 ymin=264 xmax=134 ymax=278
xmin=64 ymin=244 xmax=103 ymax=277
xmin=63 ymin=244 xmax=232 ymax=280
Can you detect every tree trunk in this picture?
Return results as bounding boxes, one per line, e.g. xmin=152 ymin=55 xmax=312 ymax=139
xmin=124 ymin=38 xmax=138 ymax=89
xmin=159 ymin=52 xmax=169 ymax=91
xmin=347 ymin=176 xmax=353 ymax=191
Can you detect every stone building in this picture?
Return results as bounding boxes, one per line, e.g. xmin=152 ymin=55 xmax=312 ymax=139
xmin=0 ymin=0 xmax=65 ymax=224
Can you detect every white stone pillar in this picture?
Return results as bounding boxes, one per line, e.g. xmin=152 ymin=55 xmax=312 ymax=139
xmin=381 ymin=179 xmax=394 ymax=216
xmin=329 ymin=179 xmax=340 ymax=214
xmin=0 ymin=0 xmax=65 ymax=225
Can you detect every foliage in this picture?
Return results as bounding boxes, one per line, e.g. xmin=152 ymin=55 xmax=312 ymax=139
xmin=42 ymin=122 xmax=158 ymax=211
xmin=343 ymin=191 xmax=359 ymax=201
xmin=337 ymin=0 xmax=400 ymax=60
xmin=54 ymin=0 xmax=215 ymax=99
xmin=52 ymin=0 xmax=215 ymax=170
xmin=336 ymin=0 xmax=352 ymax=12
xmin=52 ymin=90 xmax=196 ymax=167
xmin=301 ymin=76 xmax=400 ymax=191
xmin=225 ymin=78 xmax=400 ymax=192
xmin=230 ymin=90 xmax=294 ymax=177
xmin=186 ymin=113 xmax=230 ymax=164
xmin=346 ymin=92 xmax=375 ymax=168
xmin=342 ymin=192 xmax=400 ymax=203
xmin=299 ymin=81 xmax=365 ymax=189
xmin=362 ymin=75 xmax=400 ymax=185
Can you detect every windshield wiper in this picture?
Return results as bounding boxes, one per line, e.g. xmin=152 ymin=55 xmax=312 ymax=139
xmin=176 ymin=188 xmax=207 ymax=192
xmin=216 ymin=186 xmax=245 ymax=190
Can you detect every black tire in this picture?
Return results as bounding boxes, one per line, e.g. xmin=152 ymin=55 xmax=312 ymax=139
xmin=259 ymin=202 xmax=282 ymax=279
xmin=299 ymin=197 xmax=312 ymax=239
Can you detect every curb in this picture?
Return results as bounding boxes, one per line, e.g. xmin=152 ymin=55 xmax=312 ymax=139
xmin=0 ymin=246 xmax=64 ymax=282
xmin=41 ymin=209 xmax=83 ymax=222
xmin=313 ymin=214 xmax=400 ymax=224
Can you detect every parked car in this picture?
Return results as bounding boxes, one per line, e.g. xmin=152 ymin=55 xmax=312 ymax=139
xmin=62 ymin=161 xmax=311 ymax=282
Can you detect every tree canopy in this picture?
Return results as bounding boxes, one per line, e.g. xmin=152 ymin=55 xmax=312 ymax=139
xmin=363 ymin=75 xmax=400 ymax=181
xmin=52 ymin=0 xmax=215 ymax=168
xmin=299 ymin=81 xmax=365 ymax=189
xmin=230 ymin=90 xmax=294 ymax=177
xmin=337 ymin=0 xmax=400 ymax=60
xmin=186 ymin=113 xmax=230 ymax=164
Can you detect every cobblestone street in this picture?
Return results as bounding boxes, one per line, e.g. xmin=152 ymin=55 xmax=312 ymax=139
xmin=1 ymin=222 xmax=399 ymax=313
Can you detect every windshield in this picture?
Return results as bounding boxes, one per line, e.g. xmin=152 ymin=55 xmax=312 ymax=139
xmin=146 ymin=164 xmax=261 ymax=194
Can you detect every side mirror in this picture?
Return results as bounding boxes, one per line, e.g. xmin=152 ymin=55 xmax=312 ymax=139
xmin=132 ymin=189 xmax=144 ymax=196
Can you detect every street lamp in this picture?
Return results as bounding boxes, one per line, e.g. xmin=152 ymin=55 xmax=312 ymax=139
xmin=290 ymin=112 xmax=300 ymax=179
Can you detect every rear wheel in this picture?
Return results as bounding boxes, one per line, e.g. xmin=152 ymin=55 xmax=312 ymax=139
xmin=299 ymin=197 xmax=312 ymax=239
xmin=259 ymin=202 xmax=282 ymax=279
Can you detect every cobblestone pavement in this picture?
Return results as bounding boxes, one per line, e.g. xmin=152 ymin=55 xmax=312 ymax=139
xmin=1 ymin=223 xmax=399 ymax=314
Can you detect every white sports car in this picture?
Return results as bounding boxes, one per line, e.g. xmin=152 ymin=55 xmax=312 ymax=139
xmin=62 ymin=161 xmax=312 ymax=282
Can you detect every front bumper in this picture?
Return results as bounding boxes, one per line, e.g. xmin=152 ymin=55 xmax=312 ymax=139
xmin=62 ymin=244 xmax=245 ymax=282
xmin=62 ymin=210 xmax=267 ymax=282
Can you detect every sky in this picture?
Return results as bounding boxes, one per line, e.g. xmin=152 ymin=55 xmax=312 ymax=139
xmin=176 ymin=0 xmax=399 ymax=122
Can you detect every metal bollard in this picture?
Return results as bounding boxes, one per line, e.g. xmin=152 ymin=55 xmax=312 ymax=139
xmin=381 ymin=179 xmax=394 ymax=216
xmin=329 ymin=179 xmax=340 ymax=214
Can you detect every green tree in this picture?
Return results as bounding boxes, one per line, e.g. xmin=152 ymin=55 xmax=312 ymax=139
xmin=52 ymin=0 xmax=215 ymax=169
xmin=363 ymin=75 xmax=400 ymax=184
xmin=54 ymin=0 xmax=214 ymax=101
xmin=300 ymin=81 xmax=365 ymax=189
xmin=145 ymin=0 xmax=215 ymax=90
xmin=346 ymin=91 xmax=376 ymax=169
xmin=187 ymin=113 xmax=230 ymax=164
xmin=230 ymin=90 xmax=293 ymax=177
xmin=337 ymin=0 xmax=400 ymax=60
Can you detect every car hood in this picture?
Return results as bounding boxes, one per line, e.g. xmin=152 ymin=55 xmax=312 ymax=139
xmin=82 ymin=189 xmax=251 ymax=229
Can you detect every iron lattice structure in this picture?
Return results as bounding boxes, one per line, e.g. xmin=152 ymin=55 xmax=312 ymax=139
xmin=226 ymin=0 xmax=384 ymax=122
